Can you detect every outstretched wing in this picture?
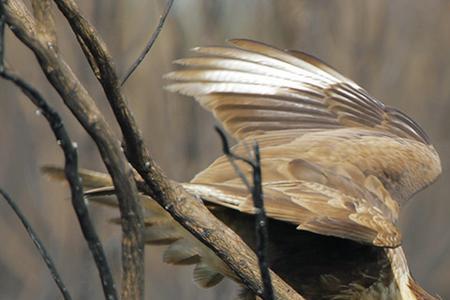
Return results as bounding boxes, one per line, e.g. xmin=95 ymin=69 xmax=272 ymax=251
xmin=165 ymin=39 xmax=430 ymax=144
xmin=166 ymin=39 xmax=441 ymax=248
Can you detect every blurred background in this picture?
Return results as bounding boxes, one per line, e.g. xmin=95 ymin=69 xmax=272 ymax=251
xmin=1 ymin=0 xmax=449 ymax=299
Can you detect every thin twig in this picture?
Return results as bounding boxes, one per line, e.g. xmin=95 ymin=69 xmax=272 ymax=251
xmin=252 ymin=143 xmax=274 ymax=300
xmin=0 ymin=14 xmax=117 ymax=295
xmin=0 ymin=67 xmax=119 ymax=300
xmin=2 ymin=2 xmax=144 ymax=299
xmin=215 ymin=126 xmax=274 ymax=300
xmin=120 ymin=0 xmax=174 ymax=86
xmin=0 ymin=2 xmax=5 ymax=71
xmin=0 ymin=188 xmax=72 ymax=300
xmin=215 ymin=126 xmax=252 ymax=190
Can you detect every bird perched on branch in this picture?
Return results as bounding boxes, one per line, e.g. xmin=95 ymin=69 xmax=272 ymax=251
xmin=45 ymin=39 xmax=441 ymax=299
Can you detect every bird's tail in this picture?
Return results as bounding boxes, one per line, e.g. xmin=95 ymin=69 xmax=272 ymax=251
xmin=41 ymin=166 xmax=233 ymax=288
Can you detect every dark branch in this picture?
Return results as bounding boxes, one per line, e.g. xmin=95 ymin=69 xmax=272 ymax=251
xmin=251 ymin=143 xmax=275 ymax=300
xmin=0 ymin=188 xmax=72 ymax=300
xmin=215 ymin=126 xmax=252 ymax=190
xmin=2 ymin=2 xmax=143 ymax=299
xmin=215 ymin=127 xmax=274 ymax=300
xmin=0 ymin=4 xmax=5 ymax=71
xmin=0 ymin=67 xmax=118 ymax=300
xmin=0 ymin=6 xmax=70 ymax=298
xmin=120 ymin=0 xmax=174 ymax=86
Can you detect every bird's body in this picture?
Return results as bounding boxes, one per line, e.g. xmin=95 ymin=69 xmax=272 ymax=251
xmin=45 ymin=39 xmax=441 ymax=299
xmin=212 ymin=209 xmax=414 ymax=300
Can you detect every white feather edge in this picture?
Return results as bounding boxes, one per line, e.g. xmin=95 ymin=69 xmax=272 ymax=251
xmin=164 ymin=69 xmax=329 ymax=90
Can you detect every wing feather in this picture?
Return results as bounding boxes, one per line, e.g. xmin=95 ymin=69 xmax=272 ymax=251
xmin=183 ymin=180 xmax=401 ymax=247
xmin=165 ymin=39 xmax=441 ymax=247
xmin=166 ymin=39 xmax=430 ymax=144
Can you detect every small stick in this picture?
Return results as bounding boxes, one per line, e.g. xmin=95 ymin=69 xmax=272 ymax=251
xmin=0 ymin=188 xmax=72 ymax=300
xmin=215 ymin=126 xmax=274 ymax=300
xmin=120 ymin=0 xmax=174 ymax=86
xmin=0 ymin=64 xmax=118 ymax=300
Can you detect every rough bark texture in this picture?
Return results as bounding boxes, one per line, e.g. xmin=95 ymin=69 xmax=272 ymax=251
xmin=2 ymin=1 xmax=144 ymax=299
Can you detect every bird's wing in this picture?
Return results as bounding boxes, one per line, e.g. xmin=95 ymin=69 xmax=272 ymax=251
xmin=165 ymin=39 xmax=430 ymax=144
xmin=166 ymin=39 xmax=441 ymax=248
xmin=184 ymin=158 xmax=401 ymax=248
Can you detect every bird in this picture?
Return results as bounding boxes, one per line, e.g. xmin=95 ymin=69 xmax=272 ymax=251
xmin=44 ymin=39 xmax=441 ymax=299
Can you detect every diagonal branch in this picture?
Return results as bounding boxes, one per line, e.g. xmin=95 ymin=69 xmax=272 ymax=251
xmin=1 ymin=1 xmax=144 ymax=299
xmin=0 ymin=13 xmax=115 ymax=295
xmin=0 ymin=188 xmax=72 ymax=300
xmin=0 ymin=64 xmax=118 ymax=300
xmin=49 ymin=2 xmax=304 ymax=299
xmin=120 ymin=0 xmax=174 ymax=86
xmin=30 ymin=0 xmax=57 ymax=46
xmin=0 ymin=2 xmax=4 ymax=71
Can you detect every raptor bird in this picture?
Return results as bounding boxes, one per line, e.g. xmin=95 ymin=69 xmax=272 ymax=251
xmin=45 ymin=39 xmax=441 ymax=299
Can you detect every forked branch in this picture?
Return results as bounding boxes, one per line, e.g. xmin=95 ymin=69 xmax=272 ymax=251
xmin=0 ymin=13 xmax=117 ymax=296
xmin=1 ymin=1 xmax=144 ymax=299
xmin=216 ymin=127 xmax=274 ymax=300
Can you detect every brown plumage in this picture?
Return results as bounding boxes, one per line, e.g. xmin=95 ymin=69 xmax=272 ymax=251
xmin=45 ymin=39 xmax=441 ymax=299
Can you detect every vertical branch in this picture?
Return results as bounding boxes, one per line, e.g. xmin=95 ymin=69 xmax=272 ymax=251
xmin=0 ymin=188 xmax=72 ymax=300
xmin=252 ymin=143 xmax=274 ymax=300
xmin=0 ymin=67 xmax=118 ymax=300
xmin=216 ymin=127 xmax=274 ymax=300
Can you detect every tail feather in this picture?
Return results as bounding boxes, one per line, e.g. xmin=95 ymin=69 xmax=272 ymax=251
xmin=193 ymin=262 xmax=225 ymax=288
xmin=143 ymin=222 xmax=183 ymax=245
xmin=41 ymin=165 xmax=112 ymax=189
xmin=42 ymin=166 xmax=232 ymax=288
xmin=163 ymin=239 xmax=201 ymax=265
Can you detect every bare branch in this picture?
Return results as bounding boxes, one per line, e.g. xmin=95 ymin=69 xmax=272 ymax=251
xmin=216 ymin=127 xmax=274 ymax=300
xmin=48 ymin=1 xmax=304 ymax=298
xmin=0 ymin=65 xmax=118 ymax=300
xmin=2 ymin=10 xmax=76 ymax=300
xmin=120 ymin=0 xmax=174 ymax=86
xmin=1 ymin=2 xmax=144 ymax=299
xmin=252 ymin=144 xmax=274 ymax=300
xmin=0 ymin=188 xmax=72 ymax=300
xmin=31 ymin=0 xmax=57 ymax=45
xmin=215 ymin=126 xmax=252 ymax=190
xmin=0 ymin=3 xmax=5 ymax=71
